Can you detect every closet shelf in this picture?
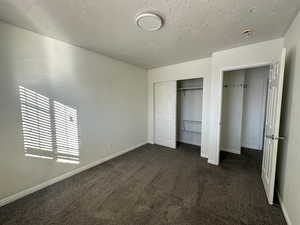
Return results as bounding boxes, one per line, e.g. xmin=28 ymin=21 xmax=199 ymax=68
xmin=180 ymin=129 xmax=201 ymax=134
xmin=177 ymin=87 xmax=203 ymax=91
xmin=182 ymin=120 xmax=202 ymax=123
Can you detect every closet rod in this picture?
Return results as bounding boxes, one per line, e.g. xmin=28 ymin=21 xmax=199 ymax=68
xmin=223 ymin=84 xmax=247 ymax=88
xmin=183 ymin=119 xmax=202 ymax=123
xmin=177 ymin=87 xmax=203 ymax=91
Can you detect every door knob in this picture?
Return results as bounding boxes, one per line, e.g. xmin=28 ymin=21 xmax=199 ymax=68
xmin=266 ymin=134 xmax=285 ymax=140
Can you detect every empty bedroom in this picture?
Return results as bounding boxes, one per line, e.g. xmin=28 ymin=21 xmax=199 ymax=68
xmin=0 ymin=1 xmax=300 ymax=225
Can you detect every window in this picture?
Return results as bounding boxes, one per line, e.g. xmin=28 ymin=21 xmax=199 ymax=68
xmin=19 ymin=86 xmax=80 ymax=164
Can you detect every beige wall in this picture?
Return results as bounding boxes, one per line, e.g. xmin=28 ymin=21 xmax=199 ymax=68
xmin=277 ymin=11 xmax=300 ymax=225
xmin=0 ymin=21 xmax=147 ymax=201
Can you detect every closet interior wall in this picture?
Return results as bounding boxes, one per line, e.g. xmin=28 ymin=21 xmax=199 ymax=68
xmin=177 ymin=78 xmax=203 ymax=146
xmin=220 ymin=66 xmax=269 ymax=154
xmin=242 ymin=67 xmax=269 ymax=150
xmin=221 ymin=70 xmax=245 ymax=154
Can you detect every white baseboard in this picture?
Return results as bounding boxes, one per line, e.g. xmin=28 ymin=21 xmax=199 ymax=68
xmin=241 ymin=144 xmax=262 ymax=150
xmin=0 ymin=141 xmax=148 ymax=208
xmin=201 ymin=152 xmax=208 ymax=158
xmin=208 ymin=159 xmax=219 ymax=166
xmin=177 ymin=139 xmax=201 ymax=147
xmin=276 ymin=189 xmax=292 ymax=225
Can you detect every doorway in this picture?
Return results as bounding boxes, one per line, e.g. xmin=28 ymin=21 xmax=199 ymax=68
xmin=220 ymin=66 xmax=269 ymax=155
xmin=153 ymin=78 xmax=203 ymax=153
xmin=177 ymin=78 xmax=203 ymax=150
xmin=218 ymin=49 xmax=286 ymax=205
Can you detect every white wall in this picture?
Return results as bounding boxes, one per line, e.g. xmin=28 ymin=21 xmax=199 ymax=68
xmin=148 ymin=58 xmax=211 ymax=158
xmin=242 ymin=67 xmax=269 ymax=150
xmin=277 ymin=11 xmax=300 ymax=225
xmin=221 ymin=70 xmax=245 ymax=154
xmin=208 ymin=38 xmax=284 ymax=165
xmin=0 ymin=21 xmax=147 ymax=202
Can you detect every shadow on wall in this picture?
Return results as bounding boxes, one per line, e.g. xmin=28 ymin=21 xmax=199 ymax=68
xmin=19 ymin=86 xmax=80 ymax=164
xmin=276 ymin=46 xmax=296 ymax=193
xmin=2 ymin=1 xmax=72 ymax=40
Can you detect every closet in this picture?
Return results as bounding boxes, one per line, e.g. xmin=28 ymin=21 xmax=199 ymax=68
xmin=177 ymin=78 xmax=203 ymax=146
xmin=220 ymin=66 xmax=269 ymax=154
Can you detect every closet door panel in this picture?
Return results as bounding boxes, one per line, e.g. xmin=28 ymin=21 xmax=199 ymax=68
xmin=154 ymin=81 xmax=177 ymax=149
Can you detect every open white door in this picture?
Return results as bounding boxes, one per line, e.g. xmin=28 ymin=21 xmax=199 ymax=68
xmin=154 ymin=81 xmax=177 ymax=149
xmin=262 ymin=48 xmax=286 ymax=205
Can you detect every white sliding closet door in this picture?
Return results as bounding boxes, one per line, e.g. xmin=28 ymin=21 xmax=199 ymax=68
xmin=154 ymin=81 xmax=177 ymax=149
xmin=262 ymin=48 xmax=286 ymax=205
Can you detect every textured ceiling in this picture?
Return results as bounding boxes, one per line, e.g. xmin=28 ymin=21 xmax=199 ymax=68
xmin=0 ymin=0 xmax=299 ymax=68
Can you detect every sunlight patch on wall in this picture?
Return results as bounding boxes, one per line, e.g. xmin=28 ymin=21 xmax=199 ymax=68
xmin=19 ymin=86 xmax=80 ymax=164
xmin=20 ymin=86 xmax=54 ymax=159
xmin=54 ymin=101 xmax=79 ymax=164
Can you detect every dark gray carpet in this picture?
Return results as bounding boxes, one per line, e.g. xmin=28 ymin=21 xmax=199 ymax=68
xmin=0 ymin=143 xmax=286 ymax=225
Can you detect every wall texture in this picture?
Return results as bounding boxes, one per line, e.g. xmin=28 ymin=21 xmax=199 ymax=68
xmin=0 ymin=21 xmax=147 ymax=201
xmin=277 ymin=11 xmax=300 ymax=225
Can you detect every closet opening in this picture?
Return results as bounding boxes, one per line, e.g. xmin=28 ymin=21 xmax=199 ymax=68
xmin=220 ymin=66 xmax=270 ymax=167
xmin=176 ymin=78 xmax=203 ymax=153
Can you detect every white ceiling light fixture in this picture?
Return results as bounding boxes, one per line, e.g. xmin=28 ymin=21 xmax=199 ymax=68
xmin=136 ymin=12 xmax=163 ymax=31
